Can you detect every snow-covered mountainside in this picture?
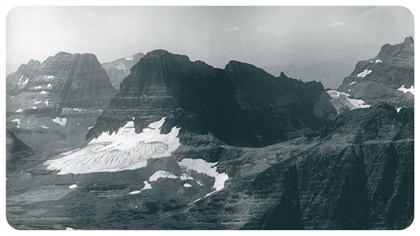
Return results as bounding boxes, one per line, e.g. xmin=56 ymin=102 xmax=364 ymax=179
xmin=101 ymin=52 xmax=145 ymax=90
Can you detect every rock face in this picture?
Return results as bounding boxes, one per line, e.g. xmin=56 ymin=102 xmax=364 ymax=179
xmin=243 ymin=104 xmax=413 ymax=229
xmin=6 ymin=59 xmax=41 ymax=96
xmin=101 ymin=52 xmax=145 ymax=90
xmin=89 ymin=50 xmax=335 ymax=147
xmin=337 ymin=37 xmax=414 ymax=107
xmin=6 ymin=52 xmax=117 ymax=153
xmin=9 ymin=52 xmax=116 ymax=111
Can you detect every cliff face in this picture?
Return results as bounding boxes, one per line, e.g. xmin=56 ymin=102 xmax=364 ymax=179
xmin=101 ymin=52 xmax=144 ymax=90
xmin=8 ymin=52 xmax=116 ymax=112
xmin=337 ymin=37 xmax=414 ymax=107
xmin=89 ymin=50 xmax=335 ymax=147
xmin=243 ymin=104 xmax=413 ymax=229
xmin=6 ymin=59 xmax=41 ymax=96
xmin=6 ymin=52 xmax=117 ymax=154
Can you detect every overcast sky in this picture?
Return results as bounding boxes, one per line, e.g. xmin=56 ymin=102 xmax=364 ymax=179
xmin=7 ymin=6 xmax=413 ymax=75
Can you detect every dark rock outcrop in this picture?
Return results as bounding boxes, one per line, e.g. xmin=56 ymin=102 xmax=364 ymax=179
xmin=244 ymin=104 xmax=413 ymax=229
xmin=89 ymin=50 xmax=335 ymax=147
xmin=337 ymin=37 xmax=414 ymax=107
xmin=101 ymin=52 xmax=145 ymax=90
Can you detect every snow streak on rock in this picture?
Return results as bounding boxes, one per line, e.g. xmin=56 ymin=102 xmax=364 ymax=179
xmin=357 ymin=69 xmax=372 ymax=78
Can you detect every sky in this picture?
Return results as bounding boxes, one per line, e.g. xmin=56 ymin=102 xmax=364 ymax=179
xmin=6 ymin=6 xmax=414 ymax=76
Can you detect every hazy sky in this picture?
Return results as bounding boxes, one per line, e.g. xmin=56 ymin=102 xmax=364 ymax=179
xmin=7 ymin=6 xmax=413 ymax=75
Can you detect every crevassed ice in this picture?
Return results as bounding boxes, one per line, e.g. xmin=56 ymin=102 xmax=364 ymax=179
xmin=357 ymin=69 xmax=372 ymax=78
xmin=178 ymin=158 xmax=229 ymax=198
xmin=398 ymin=85 xmax=414 ymax=95
xmin=327 ymin=90 xmax=370 ymax=113
xmin=45 ymin=117 xmax=181 ymax=175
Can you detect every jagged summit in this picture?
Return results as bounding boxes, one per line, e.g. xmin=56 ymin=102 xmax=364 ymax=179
xmin=337 ymin=37 xmax=414 ymax=107
xmin=101 ymin=51 xmax=145 ymax=90
xmin=89 ymin=50 xmax=335 ymax=147
xmin=8 ymin=51 xmax=117 ymax=111
xmin=404 ymin=36 xmax=414 ymax=43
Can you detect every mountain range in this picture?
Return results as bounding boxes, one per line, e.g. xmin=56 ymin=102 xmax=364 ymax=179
xmin=5 ymin=37 xmax=414 ymax=230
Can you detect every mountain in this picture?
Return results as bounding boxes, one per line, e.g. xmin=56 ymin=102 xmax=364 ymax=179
xmin=6 ymin=43 xmax=413 ymax=230
xmin=8 ymin=52 xmax=117 ymax=111
xmin=6 ymin=52 xmax=117 ymax=153
xmin=88 ymin=50 xmax=336 ymax=147
xmin=101 ymin=52 xmax=145 ymax=90
xmin=336 ymin=37 xmax=414 ymax=108
xmin=6 ymin=59 xmax=41 ymax=96
xmin=261 ymin=61 xmax=354 ymax=89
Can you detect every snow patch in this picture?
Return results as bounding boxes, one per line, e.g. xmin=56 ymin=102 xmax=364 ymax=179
xmin=69 ymin=184 xmax=77 ymax=189
xmin=12 ymin=119 xmax=21 ymax=127
xmin=44 ymin=75 xmax=54 ymax=79
xmin=149 ymin=171 xmax=178 ymax=182
xmin=45 ymin=117 xmax=181 ymax=175
xmin=16 ymin=108 xmax=23 ymax=113
xmin=41 ymin=126 xmax=49 ymax=129
xmin=375 ymin=59 xmax=382 ymax=63
xmin=397 ymin=107 xmax=402 ymax=113
xmin=125 ymin=57 xmax=133 ymax=61
xmin=327 ymin=90 xmax=370 ymax=113
xmin=398 ymin=85 xmax=414 ymax=95
xmin=40 ymin=90 xmax=48 ymax=95
xmin=128 ymin=190 xmax=141 ymax=195
xmin=66 ymin=227 xmax=74 ymax=230
xmin=183 ymin=183 xmax=193 ymax=188
xmin=34 ymin=86 xmax=42 ymax=89
xmin=349 ymin=81 xmax=357 ymax=86
xmin=47 ymin=83 xmax=52 ymax=88
xmin=34 ymin=100 xmax=42 ymax=104
xmin=44 ymin=99 xmax=49 ymax=106
xmin=128 ymin=181 xmax=152 ymax=195
xmin=52 ymin=117 xmax=67 ymax=126
xmin=178 ymin=158 xmax=229 ymax=198
xmin=357 ymin=69 xmax=372 ymax=78
xmin=18 ymin=77 xmax=28 ymax=86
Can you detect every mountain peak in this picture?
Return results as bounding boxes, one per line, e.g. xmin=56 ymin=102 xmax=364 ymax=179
xmin=404 ymin=36 xmax=414 ymax=44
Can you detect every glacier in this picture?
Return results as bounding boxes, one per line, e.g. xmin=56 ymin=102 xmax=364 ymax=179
xmin=327 ymin=90 xmax=370 ymax=113
xmin=45 ymin=117 xmax=181 ymax=175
